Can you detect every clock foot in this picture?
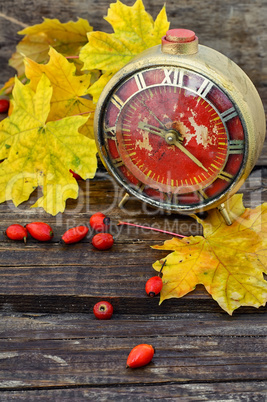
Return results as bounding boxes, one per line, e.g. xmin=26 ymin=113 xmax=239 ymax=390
xmin=118 ymin=192 xmax=130 ymax=208
xmin=217 ymin=203 xmax=232 ymax=225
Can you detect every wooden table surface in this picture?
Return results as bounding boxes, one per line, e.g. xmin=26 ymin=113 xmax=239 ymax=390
xmin=0 ymin=1 xmax=267 ymax=399
xmin=0 ymin=148 xmax=266 ymax=400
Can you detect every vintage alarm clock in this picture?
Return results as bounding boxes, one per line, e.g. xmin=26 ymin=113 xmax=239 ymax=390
xmin=94 ymin=29 xmax=266 ymax=224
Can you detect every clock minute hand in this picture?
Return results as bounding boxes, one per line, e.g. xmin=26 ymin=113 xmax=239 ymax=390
xmin=173 ymin=139 xmax=208 ymax=172
xmin=138 ymin=122 xmax=208 ymax=172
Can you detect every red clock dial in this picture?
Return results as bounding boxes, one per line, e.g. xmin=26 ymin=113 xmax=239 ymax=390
xmin=101 ymin=67 xmax=246 ymax=210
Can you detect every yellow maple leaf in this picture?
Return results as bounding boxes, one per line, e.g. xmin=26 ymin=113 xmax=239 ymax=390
xmin=152 ymin=194 xmax=267 ymax=315
xmin=25 ymin=47 xmax=95 ymax=138
xmin=3 ymin=18 xmax=92 ymax=94
xmin=0 ymin=76 xmax=17 ymax=96
xmin=80 ymin=0 xmax=169 ymax=101
xmin=0 ymin=74 xmax=97 ymax=215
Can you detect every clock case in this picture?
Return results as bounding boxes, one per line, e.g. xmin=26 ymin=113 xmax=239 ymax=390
xmin=94 ymin=33 xmax=266 ymax=219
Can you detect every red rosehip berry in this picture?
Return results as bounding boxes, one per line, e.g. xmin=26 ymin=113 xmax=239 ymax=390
xmin=93 ymin=301 xmax=113 ymax=320
xmin=61 ymin=225 xmax=88 ymax=244
xmin=126 ymin=344 xmax=155 ymax=368
xmin=5 ymin=224 xmax=28 ymax=243
xmin=145 ymin=276 xmax=163 ymax=297
xmin=0 ymin=99 xmax=10 ymax=113
xmin=145 ymin=260 xmax=166 ymax=297
xmin=89 ymin=212 xmax=110 ymax=232
xmin=26 ymin=222 xmax=54 ymax=241
xmin=92 ymin=233 xmax=114 ymax=250
xmin=69 ymin=169 xmax=83 ymax=180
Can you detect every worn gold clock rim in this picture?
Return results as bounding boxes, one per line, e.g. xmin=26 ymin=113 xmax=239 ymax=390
xmin=94 ymin=43 xmax=266 ymax=214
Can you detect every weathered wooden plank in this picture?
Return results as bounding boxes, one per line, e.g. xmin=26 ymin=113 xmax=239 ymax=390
xmin=1 ymin=293 xmax=265 ymax=315
xmin=1 ymin=381 xmax=266 ymax=401
xmin=258 ymin=142 xmax=267 ymax=165
xmin=0 ymin=171 xmax=265 ymax=314
xmin=0 ymin=238 xmax=265 ymax=309
xmin=257 ymin=79 xmax=267 ymax=166
xmin=0 ymin=335 xmax=266 ymax=389
xmin=0 ymin=258 xmax=265 ymax=308
xmin=0 ymin=312 xmax=266 ymax=339
xmin=0 ymin=242 xmax=170 ymax=267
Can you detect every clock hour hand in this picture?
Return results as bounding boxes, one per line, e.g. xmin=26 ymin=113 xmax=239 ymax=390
xmin=138 ymin=122 xmax=183 ymax=141
xmin=138 ymin=122 xmax=208 ymax=172
xmin=138 ymin=121 xmax=167 ymax=137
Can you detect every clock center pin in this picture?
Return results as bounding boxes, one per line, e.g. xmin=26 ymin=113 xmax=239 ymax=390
xmin=165 ymin=130 xmax=179 ymax=145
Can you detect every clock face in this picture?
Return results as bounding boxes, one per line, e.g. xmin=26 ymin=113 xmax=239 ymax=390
xmin=99 ymin=66 xmax=246 ymax=211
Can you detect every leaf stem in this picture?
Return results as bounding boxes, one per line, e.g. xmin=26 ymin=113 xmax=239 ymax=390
xmin=65 ymin=56 xmax=80 ymax=59
xmin=158 ymin=260 xmax=166 ymax=277
xmin=117 ymin=221 xmax=185 ymax=238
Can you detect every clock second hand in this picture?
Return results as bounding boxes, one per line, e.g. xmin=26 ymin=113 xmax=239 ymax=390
xmin=138 ymin=99 xmax=167 ymax=130
xmin=138 ymin=121 xmax=208 ymax=173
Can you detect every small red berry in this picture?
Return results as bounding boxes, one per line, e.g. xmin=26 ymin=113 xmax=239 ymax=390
xmin=145 ymin=276 xmax=163 ymax=297
xmin=26 ymin=222 xmax=54 ymax=241
xmin=126 ymin=344 xmax=155 ymax=368
xmin=0 ymin=99 xmax=10 ymax=113
xmin=93 ymin=301 xmax=113 ymax=320
xmin=90 ymin=212 xmax=110 ymax=232
xmin=145 ymin=260 xmax=166 ymax=297
xmin=92 ymin=233 xmax=114 ymax=250
xmin=61 ymin=225 xmax=88 ymax=244
xmin=69 ymin=169 xmax=82 ymax=180
xmin=5 ymin=224 xmax=28 ymax=243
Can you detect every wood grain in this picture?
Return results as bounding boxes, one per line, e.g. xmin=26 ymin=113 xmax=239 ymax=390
xmin=0 ymin=173 xmax=265 ymax=309
xmin=0 ymin=333 xmax=266 ymax=388
xmin=1 ymin=382 xmax=266 ymax=401
xmin=0 ymin=2 xmax=267 ymax=398
xmin=0 ymin=174 xmax=265 ymax=398
xmin=1 ymin=312 xmax=267 ymax=339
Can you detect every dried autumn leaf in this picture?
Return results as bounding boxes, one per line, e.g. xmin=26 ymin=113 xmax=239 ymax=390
xmin=152 ymin=194 xmax=267 ymax=314
xmin=25 ymin=47 xmax=95 ymax=138
xmin=80 ymin=0 xmax=169 ymax=101
xmin=1 ymin=18 xmax=92 ymax=95
xmin=0 ymin=74 xmax=97 ymax=215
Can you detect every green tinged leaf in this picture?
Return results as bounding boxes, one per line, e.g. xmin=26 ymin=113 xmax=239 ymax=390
xmin=80 ymin=0 xmax=169 ymax=101
xmin=0 ymin=75 xmax=97 ymax=215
